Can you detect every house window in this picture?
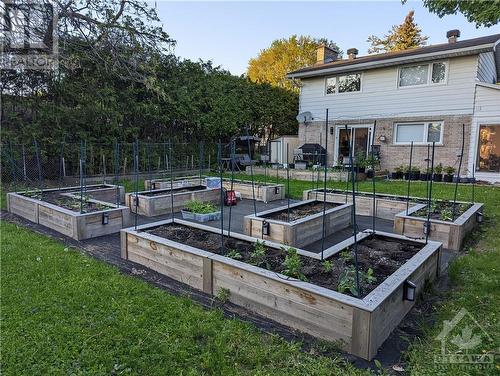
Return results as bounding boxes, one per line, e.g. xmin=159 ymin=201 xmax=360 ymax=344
xmin=326 ymin=73 xmax=361 ymax=94
xmin=398 ymin=62 xmax=447 ymax=87
xmin=394 ymin=122 xmax=443 ymax=144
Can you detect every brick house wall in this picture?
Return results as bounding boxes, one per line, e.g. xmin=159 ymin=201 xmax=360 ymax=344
xmin=298 ymin=115 xmax=472 ymax=175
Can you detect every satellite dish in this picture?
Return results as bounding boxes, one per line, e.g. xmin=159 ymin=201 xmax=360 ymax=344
xmin=296 ymin=111 xmax=313 ymax=124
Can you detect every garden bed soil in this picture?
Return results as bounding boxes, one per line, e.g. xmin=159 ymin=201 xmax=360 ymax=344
xmin=307 ymin=188 xmax=425 ymax=205
xmin=21 ymin=189 xmax=115 ymax=213
xmin=412 ymin=201 xmax=472 ymax=221
xmin=262 ymin=201 xmax=338 ymax=222
xmin=147 ymin=224 xmax=421 ymax=298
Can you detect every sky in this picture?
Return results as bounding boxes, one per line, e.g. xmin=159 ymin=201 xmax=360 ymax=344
xmin=153 ymin=1 xmax=500 ymax=75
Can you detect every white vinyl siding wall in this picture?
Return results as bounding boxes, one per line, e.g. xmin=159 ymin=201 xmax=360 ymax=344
xmin=477 ymin=52 xmax=497 ymax=84
xmin=298 ymin=55 xmax=478 ymax=120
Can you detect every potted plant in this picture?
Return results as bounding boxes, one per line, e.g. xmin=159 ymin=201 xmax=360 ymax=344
xmin=181 ymin=200 xmax=221 ymax=222
xmin=392 ymin=165 xmax=404 ymax=179
xmin=443 ymin=166 xmax=455 ymax=182
xmin=355 ymin=152 xmax=367 ymax=173
xmin=404 ymin=166 xmax=420 ymax=180
xmin=420 ymin=167 xmax=432 ymax=181
xmin=365 ymin=155 xmax=379 ymax=178
xmin=433 ymin=163 xmax=443 ymax=182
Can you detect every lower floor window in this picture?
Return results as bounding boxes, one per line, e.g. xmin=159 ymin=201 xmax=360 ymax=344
xmin=394 ymin=122 xmax=443 ymax=144
xmin=477 ymin=124 xmax=500 ymax=172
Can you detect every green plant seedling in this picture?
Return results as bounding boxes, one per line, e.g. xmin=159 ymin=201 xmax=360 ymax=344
xmin=226 ymin=249 xmax=242 ymax=260
xmin=282 ymin=247 xmax=306 ymax=281
xmin=322 ymin=260 xmax=333 ymax=273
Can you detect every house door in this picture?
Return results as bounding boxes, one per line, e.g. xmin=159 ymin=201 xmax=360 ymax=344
xmin=476 ymin=124 xmax=500 ymax=173
xmin=335 ymin=125 xmax=373 ymax=165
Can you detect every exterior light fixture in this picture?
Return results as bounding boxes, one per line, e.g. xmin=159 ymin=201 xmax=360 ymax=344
xmin=262 ymin=220 xmax=270 ymax=236
xmin=102 ymin=212 xmax=109 ymax=225
xmin=378 ymin=135 xmax=386 ymax=142
xmin=330 ymin=127 xmax=334 ymax=135
xmin=275 ymin=186 xmax=280 ymax=194
xmin=423 ymin=221 xmax=431 ymax=235
xmin=403 ymin=280 xmax=417 ymax=301
xmin=476 ymin=211 xmax=483 ymax=223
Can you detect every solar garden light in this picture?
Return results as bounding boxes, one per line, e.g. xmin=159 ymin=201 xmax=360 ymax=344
xmin=403 ymin=280 xmax=417 ymax=301
xmin=476 ymin=211 xmax=484 ymax=223
xmin=423 ymin=221 xmax=431 ymax=235
xmin=102 ymin=212 xmax=109 ymax=225
xmin=262 ymin=220 xmax=270 ymax=236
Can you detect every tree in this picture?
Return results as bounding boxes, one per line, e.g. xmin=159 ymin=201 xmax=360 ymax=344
xmin=367 ymin=10 xmax=429 ymax=54
xmin=413 ymin=0 xmax=500 ymax=28
xmin=247 ymin=35 xmax=340 ymax=92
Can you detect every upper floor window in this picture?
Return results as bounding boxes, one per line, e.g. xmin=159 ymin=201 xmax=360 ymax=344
xmin=398 ymin=62 xmax=447 ymax=87
xmin=326 ymin=73 xmax=361 ymax=94
xmin=394 ymin=122 xmax=444 ymax=145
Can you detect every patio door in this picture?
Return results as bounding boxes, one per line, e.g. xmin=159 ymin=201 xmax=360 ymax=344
xmin=335 ymin=125 xmax=373 ymax=165
xmin=476 ymin=124 xmax=500 ymax=173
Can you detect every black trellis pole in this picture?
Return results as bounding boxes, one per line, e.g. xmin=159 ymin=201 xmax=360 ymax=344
xmin=169 ymin=140 xmax=174 ymax=224
xmin=264 ymin=141 xmax=268 ymax=186
xmin=452 ymin=123 xmax=465 ymax=220
xmin=133 ymin=139 xmax=139 ymax=230
xmin=286 ymin=144 xmax=291 ymax=222
xmin=425 ymin=144 xmax=431 ymax=206
xmin=79 ymin=140 xmax=85 ymax=214
xmin=114 ymin=141 xmax=120 ymax=208
xmin=228 ymin=141 xmax=235 ymax=237
xmin=218 ymin=140 xmax=224 ymax=253
xmin=58 ymin=137 xmax=66 ymax=191
xmin=406 ymin=141 xmax=414 ymax=215
xmin=344 ymin=125 xmax=351 ymax=204
xmin=348 ymin=127 xmax=361 ymax=297
xmin=199 ymin=141 xmax=204 ymax=186
xmin=147 ymin=142 xmax=152 ymax=192
xmin=370 ymin=121 xmax=377 ymax=233
xmin=471 ymin=161 xmax=476 ymax=203
xmin=320 ymin=109 xmax=329 ymax=261
xmin=426 ymin=142 xmax=436 ymax=243
xmin=246 ymin=127 xmax=257 ymax=217
xmin=34 ymin=139 xmax=44 ymax=197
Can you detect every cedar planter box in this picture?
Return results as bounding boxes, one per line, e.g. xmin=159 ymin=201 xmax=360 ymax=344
xmin=121 ymin=220 xmax=441 ymax=360
xmin=181 ymin=209 xmax=221 ymax=222
xmin=126 ymin=186 xmax=220 ymax=217
xmin=7 ymin=191 xmax=131 ymax=240
xmin=393 ymin=203 xmax=484 ymax=251
xmin=144 ymin=176 xmax=205 ymax=190
xmin=222 ymin=179 xmax=285 ymax=203
xmin=303 ymin=189 xmax=411 ymax=220
xmin=243 ymin=199 xmax=352 ymax=248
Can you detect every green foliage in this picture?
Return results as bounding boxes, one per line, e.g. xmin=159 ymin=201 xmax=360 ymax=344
xmin=416 ymin=0 xmax=500 ymax=27
xmin=367 ymin=10 xmax=429 ymax=53
xmin=444 ymin=165 xmax=456 ymax=175
xmin=249 ymin=240 xmax=269 ymax=269
xmin=434 ymin=163 xmax=443 ymax=174
xmin=185 ymin=200 xmax=217 ymax=214
xmin=282 ymin=247 xmax=307 ymax=281
xmin=440 ymin=207 xmax=453 ymax=221
xmin=337 ymin=267 xmax=377 ymax=297
xmin=247 ymin=35 xmax=340 ymax=92
xmin=340 ymin=249 xmax=353 ymax=262
xmin=226 ymin=250 xmax=242 ymax=260
xmin=215 ymin=287 xmax=231 ymax=303
xmin=322 ymin=260 xmax=333 ymax=273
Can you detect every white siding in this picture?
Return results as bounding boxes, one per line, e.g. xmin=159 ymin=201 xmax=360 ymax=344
xmin=474 ymin=84 xmax=500 ymax=117
xmin=299 ymin=55 xmax=479 ymax=120
xmin=477 ymin=52 xmax=497 ymax=84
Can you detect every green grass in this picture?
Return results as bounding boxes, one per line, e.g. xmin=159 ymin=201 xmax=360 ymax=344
xmin=1 ymin=174 xmax=499 ymax=374
xmin=0 ymin=221 xmax=367 ymax=375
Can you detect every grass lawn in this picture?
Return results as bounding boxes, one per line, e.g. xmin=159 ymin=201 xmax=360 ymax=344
xmin=1 ymin=175 xmax=499 ymax=374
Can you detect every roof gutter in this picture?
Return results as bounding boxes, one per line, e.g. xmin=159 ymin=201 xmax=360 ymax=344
xmin=287 ymin=43 xmax=496 ymax=79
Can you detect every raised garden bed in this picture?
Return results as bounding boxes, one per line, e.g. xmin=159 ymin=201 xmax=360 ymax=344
xmin=125 ymin=186 xmax=220 ymax=217
xmin=394 ymin=202 xmax=483 ymax=251
xmin=121 ymin=219 xmax=441 ymax=360
xmin=7 ymin=188 xmax=131 ymax=240
xmin=180 ymin=200 xmax=221 ymax=222
xmin=243 ymin=199 xmax=352 ymax=248
xmin=222 ymin=179 xmax=285 ymax=203
xmin=144 ymin=176 xmax=205 ymax=190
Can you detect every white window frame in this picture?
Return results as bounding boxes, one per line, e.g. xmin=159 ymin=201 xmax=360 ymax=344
xmin=325 ymin=72 xmax=362 ymax=95
xmin=393 ymin=121 xmax=444 ymax=145
xmin=397 ymin=61 xmax=448 ymax=88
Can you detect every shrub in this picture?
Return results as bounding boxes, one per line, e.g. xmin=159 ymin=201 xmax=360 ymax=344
xmin=185 ymin=200 xmax=217 ymax=214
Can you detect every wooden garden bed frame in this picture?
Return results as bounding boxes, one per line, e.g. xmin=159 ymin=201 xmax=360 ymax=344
xmin=243 ymin=199 xmax=352 ymax=248
xmin=144 ymin=176 xmax=205 ymax=190
xmin=393 ymin=203 xmax=483 ymax=251
xmin=125 ymin=186 xmax=220 ymax=217
xmin=121 ymin=220 xmax=441 ymax=360
xmin=222 ymin=179 xmax=285 ymax=203
xmin=7 ymin=190 xmax=131 ymax=240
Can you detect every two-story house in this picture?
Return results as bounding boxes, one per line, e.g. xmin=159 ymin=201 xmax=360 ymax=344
xmin=287 ymin=30 xmax=500 ymax=183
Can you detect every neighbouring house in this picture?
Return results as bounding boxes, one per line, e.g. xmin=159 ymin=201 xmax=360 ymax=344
xmin=287 ymin=30 xmax=500 ymax=183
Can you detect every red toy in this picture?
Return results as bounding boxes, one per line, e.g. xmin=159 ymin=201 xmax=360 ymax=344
xmin=224 ymin=189 xmax=237 ymax=206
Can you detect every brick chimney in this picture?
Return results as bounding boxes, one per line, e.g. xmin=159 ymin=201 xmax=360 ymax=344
xmin=446 ymin=29 xmax=460 ymax=44
xmin=347 ymin=48 xmax=358 ymax=60
xmin=316 ymin=45 xmax=339 ymax=64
